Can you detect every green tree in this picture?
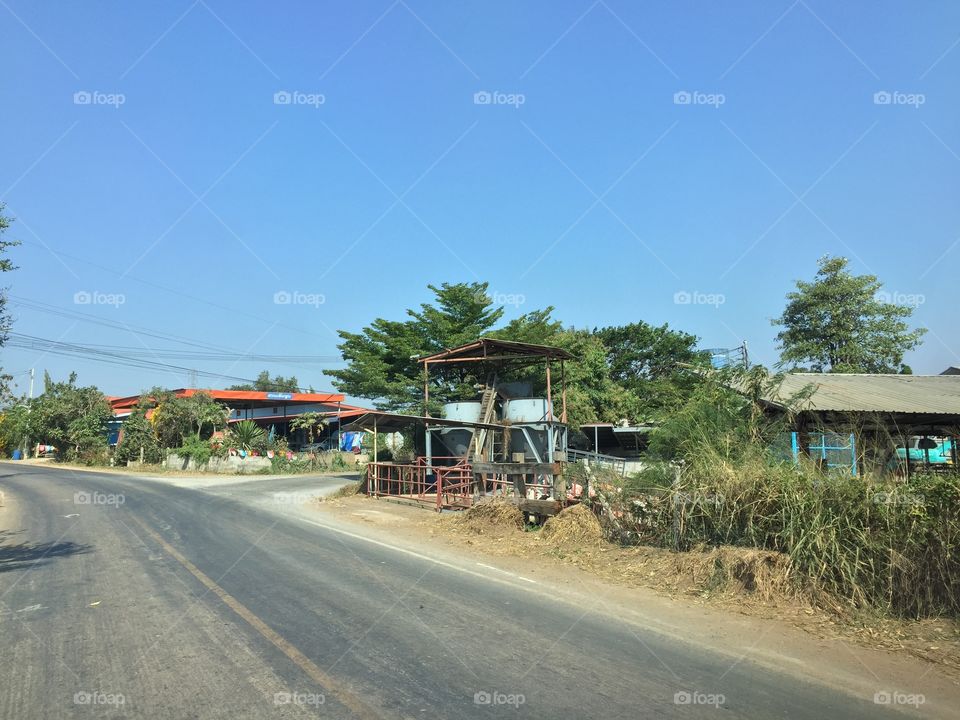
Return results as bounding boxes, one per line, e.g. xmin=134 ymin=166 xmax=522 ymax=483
xmin=773 ymin=256 xmax=926 ymax=373
xmin=114 ymin=402 xmax=162 ymax=464
xmin=0 ymin=403 xmax=31 ymax=455
xmin=228 ymin=370 xmax=300 ymax=392
xmin=188 ymin=392 xmax=229 ymax=438
xmin=552 ymin=329 xmax=643 ymax=430
xmin=291 ymin=411 xmax=328 ymax=445
xmin=29 ymin=373 xmax=111 ymax=460
xmin=149 ymin=389 xmax=227 ymax=447
xmin=594 ymin=321 xmax=707 ymax=417
xmin=324 ymin=282 xmax=504 ymax=411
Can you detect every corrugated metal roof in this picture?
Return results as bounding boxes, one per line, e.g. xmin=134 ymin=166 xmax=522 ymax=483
xmin=767 ymin=373 xmax=960 ymax=415
xmin=418 ymin=338 xmax=573 ymax=363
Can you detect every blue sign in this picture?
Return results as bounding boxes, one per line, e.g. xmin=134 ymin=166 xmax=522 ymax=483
xmin=266 ymin=392 xmax=293 ymax=400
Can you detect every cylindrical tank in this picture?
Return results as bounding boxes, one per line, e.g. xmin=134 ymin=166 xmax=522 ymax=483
xmin=437 ymin=428 xmax=473 ymax=457
xmin=438 ymin=402 xmax=481 ymax=459
xmin=502 ymin=398 xmax=552 ymax=462
xmin=503 ymin=398 xmax=552 ymax=423
xmin=441 ymin=401 xmax=482 ymax=422
xmin=498 ymin=381 xmax=532 ymax=399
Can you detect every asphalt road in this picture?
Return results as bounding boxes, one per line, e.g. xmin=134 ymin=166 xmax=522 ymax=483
xmin=0 ymin=464 xmax=912 ymax=719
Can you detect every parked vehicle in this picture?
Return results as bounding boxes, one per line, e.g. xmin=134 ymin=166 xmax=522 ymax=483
xmin=298 ymin=437 xmax=339 ymax=453
xmin=889 ymin=435 xmax=955 ymax=472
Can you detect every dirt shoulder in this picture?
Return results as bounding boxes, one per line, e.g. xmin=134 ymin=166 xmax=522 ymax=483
xmin=309 ymin=493 xmax=960 ymax=710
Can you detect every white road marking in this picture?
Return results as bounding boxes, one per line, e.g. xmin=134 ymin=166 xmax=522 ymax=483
xmin=476 ymin=562 xmax=538 ymax=584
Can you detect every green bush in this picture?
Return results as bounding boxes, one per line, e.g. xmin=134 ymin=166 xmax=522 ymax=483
xmin=177 ymin=436 xmax=213 ymax=467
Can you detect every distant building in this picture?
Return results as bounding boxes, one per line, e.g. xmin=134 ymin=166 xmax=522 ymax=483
xmin=108 ymin=389 xmax=370 ymax=449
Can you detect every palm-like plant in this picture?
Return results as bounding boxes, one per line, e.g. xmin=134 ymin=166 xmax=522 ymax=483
xmin=229 ymin=420 xmax=266 ymax=451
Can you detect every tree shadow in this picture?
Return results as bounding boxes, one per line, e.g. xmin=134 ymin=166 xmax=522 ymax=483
xmin=0 ymin=535 xmax=93 ymax=573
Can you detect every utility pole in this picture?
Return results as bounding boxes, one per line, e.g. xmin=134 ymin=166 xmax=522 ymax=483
xmin=21 ymin=368 xmax=35 ymax=459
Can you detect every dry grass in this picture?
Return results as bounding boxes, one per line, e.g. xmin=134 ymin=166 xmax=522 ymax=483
xmin=541 ymin=504 xmax=604 ymax=547
xmin=670 ymin=545 xmax=794 ymax=602
xmin=453 ymin=498 xmax=524 ymax=535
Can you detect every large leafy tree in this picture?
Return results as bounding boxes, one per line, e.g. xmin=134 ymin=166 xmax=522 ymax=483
xmin=30 ymin=372 xmax=112 ymax=459
xmin=773 ymin=256 xmax=926 ymax=373
xmin=552 ymin=329 xmax=644 ymax=430
xmin=114 ymin=402 xmax=162 ymax=464
xmin=594 ymin=321 xmax=706 ymax=417
xmin=325 ymin=282 xmax=504 ymax=411
xmin=151 ymin=390 xmax=228 ymax=447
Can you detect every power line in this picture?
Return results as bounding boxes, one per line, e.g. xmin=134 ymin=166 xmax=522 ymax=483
xmin=9 ymin=295 xmax=344 ymax=366
xmin=5 ymin=332 xmax=349 ymax=393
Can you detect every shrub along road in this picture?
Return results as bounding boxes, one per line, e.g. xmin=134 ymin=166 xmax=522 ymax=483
xmin=0 ymin=464 xmax=931 ymax=719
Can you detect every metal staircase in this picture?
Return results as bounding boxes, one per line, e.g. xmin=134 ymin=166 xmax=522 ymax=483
xmin=470 ymin=374 xmax=499 ymax=460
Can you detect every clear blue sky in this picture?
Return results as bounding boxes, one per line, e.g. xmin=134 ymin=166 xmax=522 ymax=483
xmin=2 ymin=0 xmax=958 ymax=397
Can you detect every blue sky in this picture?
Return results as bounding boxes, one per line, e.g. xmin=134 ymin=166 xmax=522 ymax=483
xmin=2 ymin=0 xmax=958 ymax=398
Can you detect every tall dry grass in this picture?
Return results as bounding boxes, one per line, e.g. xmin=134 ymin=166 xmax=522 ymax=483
xmin=590 ymin=369 xmax=960 ymax=618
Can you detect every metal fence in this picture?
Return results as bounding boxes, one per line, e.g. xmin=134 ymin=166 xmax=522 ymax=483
xmin=791 ymin=431 xmax=857 ymax=476
xmin=366 ymin=458 xmax=474 ymax=511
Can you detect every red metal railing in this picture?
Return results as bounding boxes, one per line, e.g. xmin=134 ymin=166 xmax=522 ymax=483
xmin=367 ymin=457 xmax=475 ymax=511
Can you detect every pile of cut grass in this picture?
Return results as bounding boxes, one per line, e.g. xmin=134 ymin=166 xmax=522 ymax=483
xmin=453 ymin=499 xmax=524 ymax=534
